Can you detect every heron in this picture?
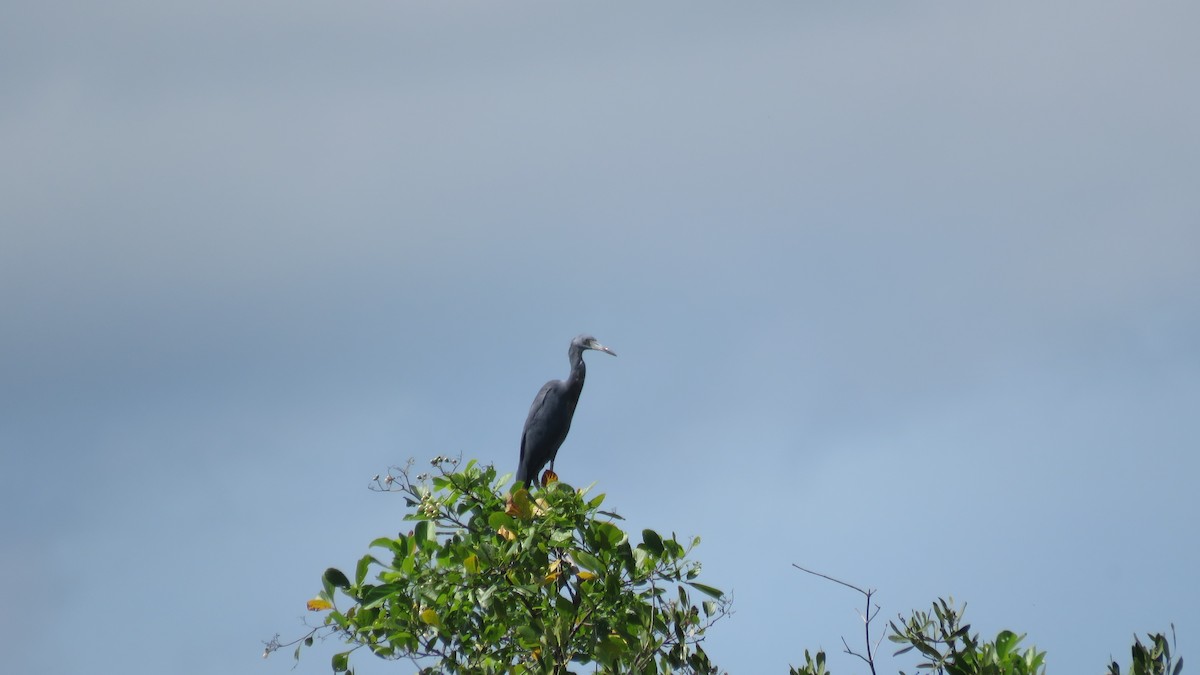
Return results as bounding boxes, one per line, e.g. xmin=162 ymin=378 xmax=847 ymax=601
xmin=515 ymin=334 xmax=616 ymax=488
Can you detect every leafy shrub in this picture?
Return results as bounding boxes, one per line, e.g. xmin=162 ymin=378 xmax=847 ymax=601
xmin=270 ymin=458 xmax=728 ymax=674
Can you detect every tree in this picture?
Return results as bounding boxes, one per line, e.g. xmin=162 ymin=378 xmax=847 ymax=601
xmin=789 ymin=594 xmax=1182 ymax=675
xmin=887 ymin=598 xmax=1046 ymax=675
xmin=266 ymin=457 xmax=729 ymax=674
xmin=1107 ymin=629 xmax=1184 ymax=675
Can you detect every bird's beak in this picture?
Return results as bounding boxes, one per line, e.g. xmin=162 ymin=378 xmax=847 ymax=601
xmin=591 ymin=342 xmax=617 ymax=357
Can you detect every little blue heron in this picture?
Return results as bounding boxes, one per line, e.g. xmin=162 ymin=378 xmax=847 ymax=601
xmin=515 ymin=334 xmax=616 ymax=487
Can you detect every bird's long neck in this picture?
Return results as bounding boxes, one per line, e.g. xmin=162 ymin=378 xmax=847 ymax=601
xmin=565 ymin=344 xmax=587 ymax=394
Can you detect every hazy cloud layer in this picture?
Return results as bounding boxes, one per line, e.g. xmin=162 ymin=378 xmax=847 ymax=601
xmin=2 ymin=2 xmax=1197 ymax=673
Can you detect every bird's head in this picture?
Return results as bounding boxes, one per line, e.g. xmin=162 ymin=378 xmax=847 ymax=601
xmin=573 ymin=334 xmax=617 ymax=357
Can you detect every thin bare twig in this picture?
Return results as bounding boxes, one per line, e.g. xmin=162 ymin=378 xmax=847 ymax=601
xmin=793 ymin=563 xmax=881 ymax=675
xmin=792 ymin=563 xmax=868 ymax=595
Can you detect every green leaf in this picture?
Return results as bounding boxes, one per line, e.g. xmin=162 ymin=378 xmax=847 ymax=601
xmin=685 ymin=582 xmax=723 ymax=599
xmin=324 ymin=567 xmax=351 ymax=590
xmin=516 ymin=625 xmax=540 ymax=645
xmin=555 ymin=593 xmax=575 ymax=618
xmin=994 ymin=630 xmax=1020 ymax=657
xmin=359 ymin=583 xmax=396 ymax=609
xmin=642 ymin=529 xmax=665 ymax=556
xmin=632 ymin=546 xmax=650 ymax=574
xmin=331 ymin=651 xmax=350 ymax=672
xmin=914 ymin=640 xmax=942 ymax=660
xmin=355 ymin=555 xmax=378 ymax=586
xmin=597 ymin=633 xmax=626 ymax=664
xmin=414 ymin=520 xmax=434 ymax=547
xmin=663 ymin=537 xmax=685 ymax=560
xmin=573 ymin=549 xmax=605 ymax=573
xmin=594 ymin=521 xmax=627 ymax=546
xmin=487 ymin=511 xmax=517 ymax=531
xmin=369 ymin=536 xmax=410 ymax=558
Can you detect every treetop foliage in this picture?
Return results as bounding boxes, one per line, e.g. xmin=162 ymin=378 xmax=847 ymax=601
xmin=269 ymin=457 xmax=728 ymax=674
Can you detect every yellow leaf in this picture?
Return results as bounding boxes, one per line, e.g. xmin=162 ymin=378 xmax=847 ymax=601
xmin=306 ymin=597 xmax=333 ymax=612
xmin=419 ymin=608 xmax=441 ymax=627
xmin=497 ymin=526 xmax=516 ymax=541
xmin=577 ymin=570 xmax=597 ymax=581
xmin=463 ymin=554 xmax=480 ymax=574
xmin=543 ymin=571 xmax=560 ymax=584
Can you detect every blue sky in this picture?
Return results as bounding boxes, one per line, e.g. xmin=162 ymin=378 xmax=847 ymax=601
xmin=2 ymin=2 xmax=1198 ymax=673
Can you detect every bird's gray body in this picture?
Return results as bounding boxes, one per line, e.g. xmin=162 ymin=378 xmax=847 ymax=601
xmin=516 ymin=334 xmax=615 ymax=487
